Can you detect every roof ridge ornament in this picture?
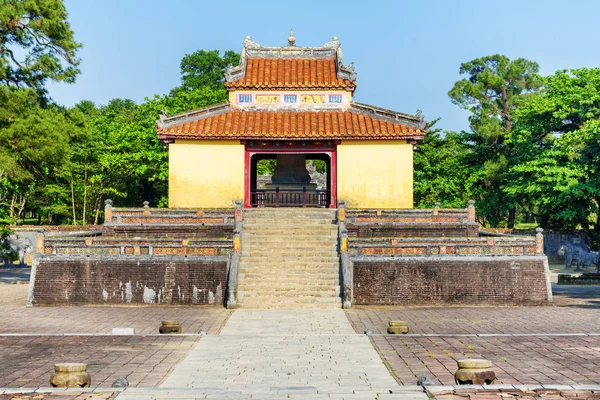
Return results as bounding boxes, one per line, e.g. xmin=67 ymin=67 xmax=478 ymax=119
xmin=288 ymin=30 xmax=296 ymax=46
xmin=243 ymin=36 xmax=260 ymax=48
xmin=323 ymin=36 xmax=340 ymax=49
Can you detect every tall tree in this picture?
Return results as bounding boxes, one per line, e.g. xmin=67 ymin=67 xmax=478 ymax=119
xmin=177 ymin=49 xmax=239 ymax=92
xmin=0 ymin=0 xmax=81 ymax=97
xmin=449 ymin=55 xmax=541 ymax=227
xmin=506 ymin=68 xmax=600 ymax=246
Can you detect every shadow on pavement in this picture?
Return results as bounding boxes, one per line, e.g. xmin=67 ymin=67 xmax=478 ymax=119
xmin=0 ymin=267 xmax=31 ymax=284
xmin=552 ymin=283 xmax=600 ymax=309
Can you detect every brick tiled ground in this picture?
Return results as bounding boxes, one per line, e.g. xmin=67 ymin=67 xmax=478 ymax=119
xmin=0 ymin=277 xmax=227 ymax=390
xmin=373 ymin=335 xmax=600 ymax=386
xmin=348 ymin=284 xmax=600 ymax=387
xmin=430 ymin=388 xmax=600 ymax=400
xmin=347 ymin=286 xmax=600 ymax=335
xmin=0 ymin=284 xmax=230 ymax=335
xmin=0 ymin=335 xmax=198 ymax=388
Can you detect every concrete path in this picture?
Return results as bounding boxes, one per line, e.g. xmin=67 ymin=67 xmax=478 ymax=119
xmin=117 ymin=310 xmax=426 ymax=399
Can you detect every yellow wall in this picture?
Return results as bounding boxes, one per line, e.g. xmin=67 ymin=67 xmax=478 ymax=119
xmin=337 ymin=140 xmax=413 ymax=209
xmin=169 ymin=140 xmax=244 ymax=208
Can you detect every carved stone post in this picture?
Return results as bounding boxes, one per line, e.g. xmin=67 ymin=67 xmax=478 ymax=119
xmin=434 ymin=202 xmax=440 ymax=216
xmin=104 ymin=199 xmax=113 ymax=225
xmin=338 ymin=200 xmax=353 ymax=309
xmin=467 ymin=200 xmax=475 ymax=223
xmin=536 ymin=227 xmax=544 ymax=255
xmin=227 ymin=200 xmax=243 ymax=309
xmin=234 ymin=200 xmax=243 ymax=233
xmin=143 ymin=201 xmax=150 ymax=216
xmin=338 ymin=199 xmax=346 ymax=224
xmin=36 ymin=229 xmax=45 ymax=255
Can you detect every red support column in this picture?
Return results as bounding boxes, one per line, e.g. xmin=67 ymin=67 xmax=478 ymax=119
xmin=330 ymin=149 xmax=338 ymax=208
xmin=244 ymin=150 xmax=251 ymax=208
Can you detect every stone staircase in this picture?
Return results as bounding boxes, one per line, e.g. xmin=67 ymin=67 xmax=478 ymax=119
xmin=238 ymin=208 xmax=342 ymax=309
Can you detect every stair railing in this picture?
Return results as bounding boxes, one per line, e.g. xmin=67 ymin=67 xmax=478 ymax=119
xmin=337 ymin=200 xmax=353 ymax=309
xmin=226 ymin=200 xmax=243 ymax=308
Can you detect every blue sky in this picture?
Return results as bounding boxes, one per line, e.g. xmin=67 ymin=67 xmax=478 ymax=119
xmin=48 ymin=0 xmax=600 ymax=132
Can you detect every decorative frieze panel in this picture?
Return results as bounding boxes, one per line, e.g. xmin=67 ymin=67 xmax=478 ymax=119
xmin=236 ymin=92 xmax=346 ymax=107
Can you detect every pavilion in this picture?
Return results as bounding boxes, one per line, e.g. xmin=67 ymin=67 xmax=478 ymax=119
xmin=157 ymin=33 xmax=426 ymax=209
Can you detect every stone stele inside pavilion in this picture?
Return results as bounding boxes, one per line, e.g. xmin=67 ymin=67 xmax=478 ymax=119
xmin=157 ymin=33 xmax=427 ymax=209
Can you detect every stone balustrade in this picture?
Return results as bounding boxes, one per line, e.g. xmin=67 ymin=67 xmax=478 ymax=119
xmin=348 ymin=236 xmax=539 ymax=257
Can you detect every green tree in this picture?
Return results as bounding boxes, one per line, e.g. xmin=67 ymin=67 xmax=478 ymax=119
xmin=0 ymin=0 xmax=81 ymax=96
xmin=449 ymin=55 xmax=541 ymax=227
xmin=413 ymin=119 xmax=471 ymax=208
xmin=506 ymin=68 xmax=600 ymax=246
xmin=0 ymin=86 xmax=75 ymax=223
xmin=178 ymin=49 xmax=239 ymax=92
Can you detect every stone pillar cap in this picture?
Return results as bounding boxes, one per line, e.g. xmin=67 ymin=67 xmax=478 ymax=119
xmin=388 ymin=321 xmax=408 ymax=326
xmin=54 ymin=363 xmax=87 ymax=372
xmin=457 ymin=359 xmax=492 ymax=369
xmin=161 ymin=320 xmax=181 ymax=325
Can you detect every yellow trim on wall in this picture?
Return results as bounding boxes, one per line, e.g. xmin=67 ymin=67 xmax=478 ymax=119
xmin=337 ymin=140 xmax=413 ymax=209
xmin=169 ymin=139 xmax=244 ymax=208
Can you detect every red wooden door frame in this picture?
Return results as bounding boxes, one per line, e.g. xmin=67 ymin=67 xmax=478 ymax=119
xmin=243 ymin=142 xmax=337 ymax=208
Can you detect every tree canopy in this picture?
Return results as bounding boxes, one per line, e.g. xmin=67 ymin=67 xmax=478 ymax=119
xmin=0 ymin=0 xmax=81 ymax=96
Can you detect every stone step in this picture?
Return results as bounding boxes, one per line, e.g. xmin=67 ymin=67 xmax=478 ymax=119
xmin=237 ymin=276 xmax=338 ymax=284
xmin=240 ymin=272 xmax=339 ymax=280
xmin=242 ymin=230 xmax=338 ymax=239
xmin=236 ymin=301 xmax=343 ymax=309
xmin=242 ymin=238 xmax=338 ymax=244
xmin=242 ymin=246 xmax=337 ymax=252
xmin=239 ymin=266 xmax=339 ymax=272
xmin=237 ymin=288 xmax=340 ymax=297
xmin=239 ymin=268 xmax=339 ymax=275
xmin=240 ymin=255 xmax=339 ymax=262
xmin=239 ymin=259 xmax=340 ymax=265
xmin=238 ymin=295 xmax=342 ymax=304
xmin=238 ymin=287 xmax=341 ymax=297
xmin=242 ymin=252 xmax=337 ymax=260
xmin=244 ymin=209 xmax=337 ymax=215
xmin=243 ymin=221 xmax=337 ymax=226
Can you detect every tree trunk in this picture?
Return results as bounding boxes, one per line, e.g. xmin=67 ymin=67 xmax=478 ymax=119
xmin=82 ymin=166 xmax=88 ymax=226
xmin=507 ymin=206 xmax=516 ymax=229
xmin=71 ymin=177 xmax=77 ymax=225
xmin=15 ymin=195 xmax=26 ymax=222
xmin=9 ymin=193 xmax=15 ymax=222
xmin=501 ymin=86 xmax=511 ymax=132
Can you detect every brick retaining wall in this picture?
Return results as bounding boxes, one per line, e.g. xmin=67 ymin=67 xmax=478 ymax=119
xmin=352 ymin=256 xmax=549 ymax=305
xmin=31 ymin=257 xmax=228 ymax=305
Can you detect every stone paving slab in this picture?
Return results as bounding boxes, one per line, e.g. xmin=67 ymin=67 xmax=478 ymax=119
xmin=0 ymin=336 xmax=198 ymax=388
xmin=0 ymin=283 xmax=230 ymax=335
xmin=370 ymin=335 xmax=600 ymax=386
xmin=158 ymin=310 xmax=412 ymax=399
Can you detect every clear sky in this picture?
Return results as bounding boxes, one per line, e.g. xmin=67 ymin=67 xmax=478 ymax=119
xmin=48 ymin=0 xmax=600 ymax=132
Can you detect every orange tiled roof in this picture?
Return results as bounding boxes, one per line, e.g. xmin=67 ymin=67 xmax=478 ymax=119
xmin=224 ymin=58 xmax=356 ymax=91
xmin=157 ymin=104 xmax=425 ymax=141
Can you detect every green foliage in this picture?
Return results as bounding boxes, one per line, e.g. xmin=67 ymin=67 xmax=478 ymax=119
xmin=448 ymin=55 xmax=541 ymax=227
xmin=414 ymin=119 xmax=470 ymax=208
xmin=0 ymin=0 xmax=81 ymax=96
xmin=310 ymin=160 xmax=327 ymax=174
xmin=0 ymin=4 xmax=239 ymax=225
xmin=257 ymin=159 xmax=276 ymax=175
xmin=177 ymin=49 xmax=239 ymax=92
xmin=506 ymin=68 xmax=600 ymax=246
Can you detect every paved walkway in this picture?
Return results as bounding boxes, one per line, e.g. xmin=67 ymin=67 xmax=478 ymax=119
xmin=117 ymin=310 xmax=426 ymax=399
